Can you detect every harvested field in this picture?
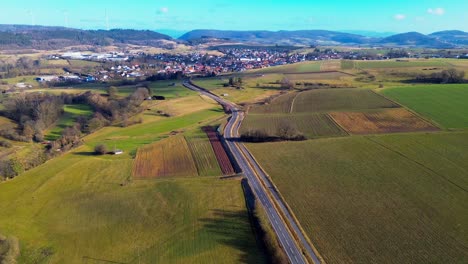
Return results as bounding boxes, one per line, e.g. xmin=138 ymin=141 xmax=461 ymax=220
xmin=293 ymin=88 xmax=399 ymax=113
xmin=202 ymin=126 xmax=235 ymax=175
xmin=241 ymin=113 xmax=346 ymax=138
xmin=132 ymin=135 xmax=198 ymax=178
xmin=330 ymin=108 xmax=439 ymax=134
xmin=186 ymin=134 xmax=223 ymax=176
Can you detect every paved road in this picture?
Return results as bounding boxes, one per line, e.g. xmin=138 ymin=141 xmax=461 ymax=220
xmin=183 ymin=81 xmax=321 ymax=264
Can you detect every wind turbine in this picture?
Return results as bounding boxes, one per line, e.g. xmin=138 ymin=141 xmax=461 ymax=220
xmin=105 ymin=9 xmax=110 ymax=30
xmin=27 ymin=9 xmax=35 ymax=25
xmin=63 ymin=10 xmax=69 ymax=28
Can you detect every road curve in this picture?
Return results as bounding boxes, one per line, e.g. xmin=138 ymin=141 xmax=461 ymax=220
xmin=183 ymin=81 xmax=321 ymax=264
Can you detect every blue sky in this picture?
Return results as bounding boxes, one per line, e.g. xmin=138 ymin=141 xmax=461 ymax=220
xmin=1 ymin=0 xmax=467 ymax=36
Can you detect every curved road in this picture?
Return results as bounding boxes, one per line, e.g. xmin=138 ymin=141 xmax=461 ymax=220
xmin=183 ymin=81 xmax=321 ymax=264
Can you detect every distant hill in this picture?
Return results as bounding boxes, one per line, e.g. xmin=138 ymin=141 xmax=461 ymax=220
xmin=178 ymin=29 xmax=376 ymax=45
xmin=180 ymin=29 xmax=468 ymax=48
xmin=429 ymin=30 xmax=468 ymax=45
xmin=1 ymin=25 xmax=468 ymax=49
xmin=0 ymin=24 xmax=172 ymax=49
xmin=379 ymin=32 xmax=454 ymax=48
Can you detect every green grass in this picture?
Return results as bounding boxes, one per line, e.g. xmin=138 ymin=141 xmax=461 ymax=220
xmin=0 ymin=93 xmax=265 ymax=263
xmin=45 ymin=104 xmax=93 ymax=141
xmin=381 ymin=84 xmax=468 ymax=129
xmin=241 ymin=113 xmax=346 ymax=139
xmin=2 ymin=75 xmax=38 ymax=85
xmin=247 ymin=131 xmax=468 ymax=263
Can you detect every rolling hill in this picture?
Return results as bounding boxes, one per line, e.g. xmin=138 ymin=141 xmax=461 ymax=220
xmin=180 ymin=29 xmax=468 ymax=48
xmin=429 ymin=30 xmax=468 ymax=45
xmin=1 ymin=24 xmax=468 ymax=49
xmin=179 ymin=29 xmax=375 ymax=45
xmin=379 ymin=32 xmax=454 ymax=48
xmin=0 ymin=24 xmax=172 ymax=49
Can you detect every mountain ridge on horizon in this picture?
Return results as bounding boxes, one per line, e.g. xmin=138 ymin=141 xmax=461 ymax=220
xmin=0 ymin=24 xmax=467 ymax=49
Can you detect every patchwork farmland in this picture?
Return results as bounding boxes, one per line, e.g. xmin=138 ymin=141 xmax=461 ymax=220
xmin=202 ymin=126 xmax=236 ymax=175
xmin=381 ymin=84 xmax=468 ymax=129
xmin=247 ymin=132 xmax=468 ymax=263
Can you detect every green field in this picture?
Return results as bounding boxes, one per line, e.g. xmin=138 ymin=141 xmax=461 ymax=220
xmin=293 ymin=88 xmax=398 ymax=112
xmin=247 ymin=132 xmax=468 ymax=263
xmin=45 ymin=104 xmax=94 ymax=141
xmin=0 ymin=93 xmax=266 ymax=263
xmin=241 ymin=113 xmax=346 ymax=139
xmin=249 ymin=88 xmax=398 ymax=115
xmin=381 ymin=84 xmax=468 ymax=129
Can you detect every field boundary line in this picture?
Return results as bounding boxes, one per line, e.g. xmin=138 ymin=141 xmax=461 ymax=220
xmin=238 ymin=143 xmax=325 ymax=264
xmin=325 ymin=113 xmax=350 ymax=136
xmin=372 ymin=89 xmax=444 ymax=130
xmin=366 ymin=137 xmax=468 ymax=193
xmin=289 ymin=92 xmax=301 ymax=113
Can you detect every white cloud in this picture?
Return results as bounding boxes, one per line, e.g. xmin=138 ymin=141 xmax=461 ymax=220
xmin=427 ymin=8 xmax=445 ymax=15
xmin=160 ymin=7 xmax=169 ymax=13
xmin=394 ymin=14 xmax=406 ymax=20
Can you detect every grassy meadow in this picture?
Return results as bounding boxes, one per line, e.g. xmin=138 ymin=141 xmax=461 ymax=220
xmin=45 ymin=104 xmax=94 ymax=141
xmin=0 ymin=90 xmax=266 ymax=263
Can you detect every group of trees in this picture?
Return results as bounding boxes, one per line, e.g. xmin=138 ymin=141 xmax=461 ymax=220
xmin=0 ymin=57 xmax=43 ymax=79
xmin=225 ymin=77 xmax=243 ymax=87
xmin=280 ymin=77 xmax=294 ymax=90
xmin=414 ymin=68 xmax=465 ymax=84
xmin=1 ymin=93 xmax=64 ymax=142
xmin=241 ymin=121 xmax=306 ymax=142
xmin=0 ymin=87 xmax=149 ymax=180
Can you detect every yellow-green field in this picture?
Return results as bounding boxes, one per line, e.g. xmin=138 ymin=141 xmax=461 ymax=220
xmin=247 ymin=132 xmax=468 ymax=263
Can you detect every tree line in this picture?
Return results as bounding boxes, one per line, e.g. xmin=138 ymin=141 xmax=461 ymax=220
xmin=0 ymin=87 xmax=149 ymax=180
